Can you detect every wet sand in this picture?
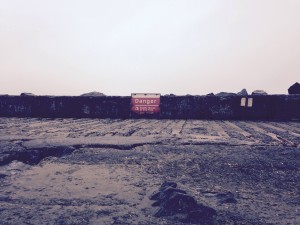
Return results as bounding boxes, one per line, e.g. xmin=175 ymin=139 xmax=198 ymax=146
xmin=0 ymin=118 xmax=299 ymax=224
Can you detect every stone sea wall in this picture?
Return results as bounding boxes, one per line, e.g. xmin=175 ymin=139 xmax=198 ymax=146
xmin=0 ymin=95 xmax=299 ymax=120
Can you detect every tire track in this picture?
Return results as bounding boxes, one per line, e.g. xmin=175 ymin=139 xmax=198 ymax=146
xmin=147 ymin=120 xmax=173 ymax=136
xmin=170 ymin=120 xmax=186 ymax=136
xmin=132 ymin=120 xmax=164 ymax=137
xmin=270 ymin=122 xmax=300 ymax=138
xmin=260 ymin=123 xmax=300 ymax=139
xmin=209 ymin=121 xmax=230 ymax=138
xmin=108 ymin=119 xmax=150 ymax=136
xmin=244 ymin=122 xmax=296 ymax=146
xmin=223 ymin=121 xmax=252 ymax=138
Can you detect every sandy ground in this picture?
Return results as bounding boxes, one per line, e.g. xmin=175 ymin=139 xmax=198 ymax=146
xmin=0 ymin=118 xmax=299 ymax=225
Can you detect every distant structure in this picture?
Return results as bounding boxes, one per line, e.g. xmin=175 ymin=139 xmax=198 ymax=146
xmin=288 ymin=82 xmax=300 ymax=94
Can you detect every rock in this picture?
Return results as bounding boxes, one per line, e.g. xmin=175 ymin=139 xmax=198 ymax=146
xmin=0 ymin=174 xmax=7 ymax=179
xmin=215 ymin=92 xmax=236 ymax=97
xmin=288 ymin=82 xmax=300 ymax=94
xmin=80 ymin=91 xmax=106 ymax=97
xmin=161 ymin=187 xmax=187 ymax=198
xmin=216 ymin=192 xmax=237 ymax=204
xmin=206 ymin=93 xmax=214 ymax=96
xmin=149 ymin=181 xmax=181 ymax=203
xmin=149 ymin=191 xmax=161 ymax=201
xmin=20 ymin=92 xmax=35 ymax=96
xmin=185 ymin=204 xmax=217 ymax=223
xmin=150 ymin=181 xmax=217 ymax=223
xmin=151 ymin=187 xmax=187 ymax=206
xmin=0 ymin=195 xmax=10 ymax=201
xmin=159 ymin=181 xmax=177 ymax=191
xmin=237 ymin=89 xmax=248 ymax=96
xmin=251 ymin=90 xmax=268 ymax=95
xmin=154 ymin=192 xmax=198 ymax=217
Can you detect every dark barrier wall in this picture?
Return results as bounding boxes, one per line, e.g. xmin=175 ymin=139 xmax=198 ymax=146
xmin=0 ymin=95 xmax=299 ymax=120
xmin=0 ymin=96 xmax=131 ymax=119
xmin=160 ymin=95 xmax=300 ymax=120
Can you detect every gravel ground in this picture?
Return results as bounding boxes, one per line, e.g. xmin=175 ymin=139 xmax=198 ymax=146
xmin=0 ymin=118 xmax=299 ymax=225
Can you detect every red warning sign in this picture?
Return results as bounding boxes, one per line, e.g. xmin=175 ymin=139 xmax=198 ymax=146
xmin=131 ymin=93 xmax=161 ymax=115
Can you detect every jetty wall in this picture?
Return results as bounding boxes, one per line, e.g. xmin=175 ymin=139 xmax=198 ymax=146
xmin=0 ymin=95 xmax=299 ymax=121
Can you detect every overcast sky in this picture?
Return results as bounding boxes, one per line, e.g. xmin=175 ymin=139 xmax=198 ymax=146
xmin=0 ymin=0 xmax=299 ymax=96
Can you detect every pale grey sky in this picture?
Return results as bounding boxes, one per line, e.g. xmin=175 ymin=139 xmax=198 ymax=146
xmin=0 ymin=0 xmax=299 ymax=96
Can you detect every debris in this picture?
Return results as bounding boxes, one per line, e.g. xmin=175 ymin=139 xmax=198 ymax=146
xmin=288 ymin=82 xmax=300 ymax=94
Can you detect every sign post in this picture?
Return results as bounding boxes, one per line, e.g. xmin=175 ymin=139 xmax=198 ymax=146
xmin=131 ymin=93 xmax=161 ymax=118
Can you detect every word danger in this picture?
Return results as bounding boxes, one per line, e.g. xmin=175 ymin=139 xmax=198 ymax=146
xmin=132 ymin=98 xmax=160 ymax=106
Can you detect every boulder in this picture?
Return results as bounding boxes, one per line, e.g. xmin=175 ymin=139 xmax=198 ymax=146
xmin=215 ymin=92 xmax=236 ymax=97
xmin=251 ymin=90 xmax=268 ymax=95
xmin=20 ymin=93 xmax=35 ymax=96
xmin=206 ymin=93 xmax=214 ymax=96
xmin=159 ymin=181 xmax=177 ymax=191
xmin=154 ymin=192 xmax=198 ymax=217
xmin=288 ymin=82 xmax=300 ymax=94
xmin=149 ymin=181 xmax=180 ymax=202
xmin=237 ymin=89 xmax=248 ymax=96
xmin=150 ymin=187 xmax=187 ymax=206
xmin=80 ymin=92 xmax=106 ymax=97
xmin=185 ymin=204 xmax=217 ymax=223
xmin=150 ymin=181 xmax=217 ymax=223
